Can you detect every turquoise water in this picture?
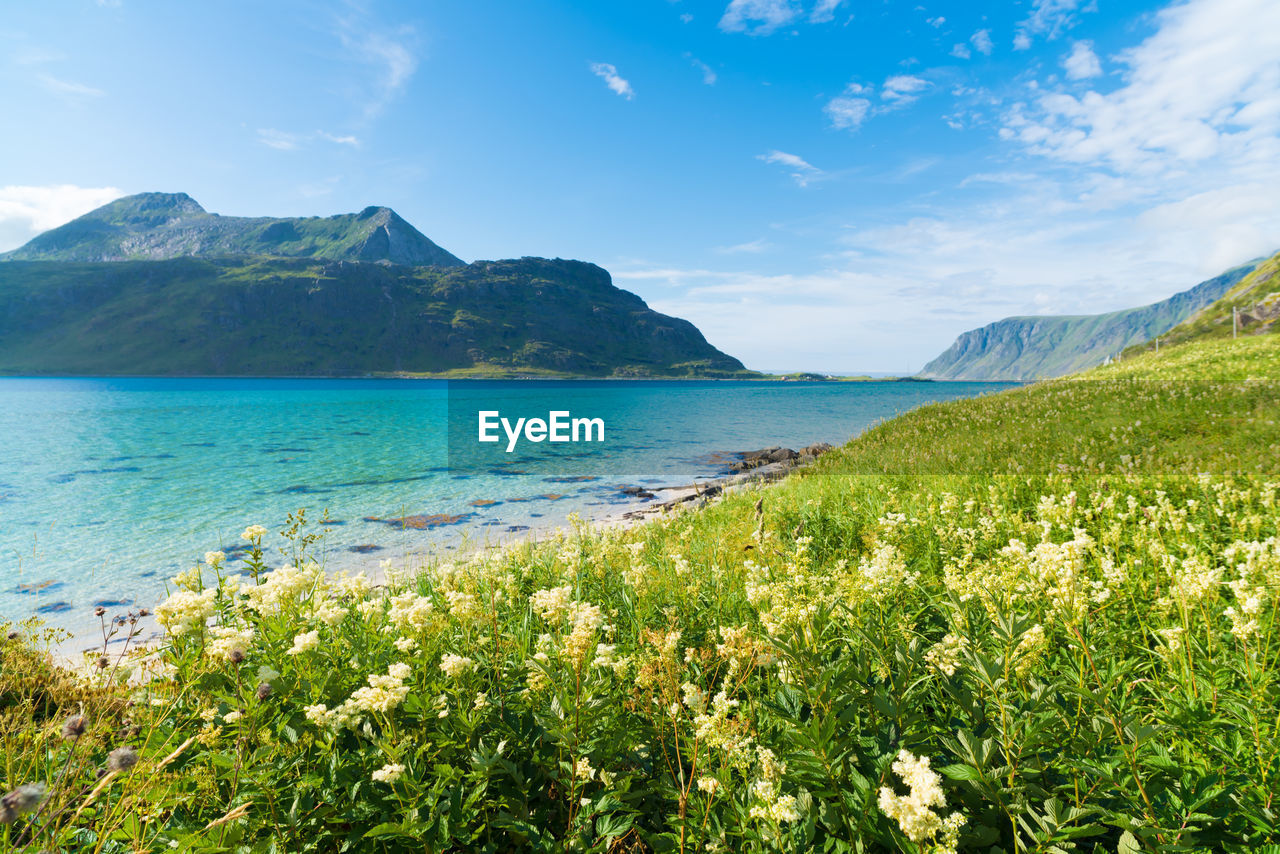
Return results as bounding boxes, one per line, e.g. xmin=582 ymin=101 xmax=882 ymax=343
xmin=0 ymin=378 xmax=1011 ymax=636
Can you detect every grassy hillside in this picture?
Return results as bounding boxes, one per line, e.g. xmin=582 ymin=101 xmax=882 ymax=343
xmin=0 ymin=193 xmax=464 ymax=268
xmin=3 ymin=333 xmax=1277 ymax=852
xmin=0 ymin=256 xmax=751 ymax=377
xmin=919 ymin=262 xmax=1258 ymax=380
xmin=1124 ymin=250 xmax=1280 ymax=355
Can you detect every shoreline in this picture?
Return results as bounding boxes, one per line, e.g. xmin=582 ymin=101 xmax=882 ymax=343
xmin=45 ymin=445 xmax=829 ymax=667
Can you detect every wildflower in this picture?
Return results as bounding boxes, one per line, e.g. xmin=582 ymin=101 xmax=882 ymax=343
xmin=925 ymin=634 xmax=967 ymax=677
xmin=530 ymin=585 xmax=573 ymax=622
xmin=155 ymin=588 xmax=217 ymax=636
xmin=107 ymin=745 xmax=138 ymax=773
xmin=372 ymin=763 xmax=405 ymax=784
xmin=317 ymin=602 xmax=346 ymax=625
xmin=0 ymin=783 xmax=46 ymax=824
xmin=286 ymin=630 xmax=320 ymax=656
xmin=257 ymin=665 xmax=280 ymax=682
xmin=335 ymin=571 xmax=371 ymax=598
xmin=204 ymin=551 xmax=226 ymax=568
xmin=574 ymin=756 xmax=596 ymax=781
xmin=207 ymin=625 xmax=255 ymax=662
xmin=1012 ymin=624 xmax=1047 ymax=674
xmin=62 ymin=714 xmax=87 ymax=741
xmin=223 ymin=710 xmax=244 ymax=724
xmin=439 ymin=653 xmax=474 ymax=679
xmin=241 ymin=525 xmax=268 ymax=541
xmin=877 ymin=749 xmax=964 ymax=845
xmin=565 ymin=601 xmax=606 ymax=664
xmin=697 ymin=776 xmax=721 ymax=796
xmin=345 ymin=663 xmax=413 ymax=716
xmin=394 ymin=636 xmax=418 ymax=653
xmin=748 ymin=747 xmax=799 ymax=823
xmin=303 ymin=704 xmax=329 ymax=726
xmin=473 ymin=692 xmax=489 ymax=710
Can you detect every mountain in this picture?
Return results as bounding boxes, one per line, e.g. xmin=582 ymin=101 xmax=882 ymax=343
xmin=918 ymin=261 xmax=1259 ymax=380
xmin=0 ymin=195 xmax=750 ymax=377
xmin=1123 ymin=250 xmax=1280 ymax=353
xmin=0 ymin=192 xmax=465 ymax=268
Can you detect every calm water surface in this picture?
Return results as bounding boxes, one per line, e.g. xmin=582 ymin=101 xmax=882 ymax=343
xmin=0 ymin=378 xmax=1012 ymax=635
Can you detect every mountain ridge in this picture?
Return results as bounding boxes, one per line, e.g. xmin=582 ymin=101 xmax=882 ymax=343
xmin=918 ymin=261 xmax=1260 ymax=380
xmin=1 ymin=192 xmax=465 ymax=268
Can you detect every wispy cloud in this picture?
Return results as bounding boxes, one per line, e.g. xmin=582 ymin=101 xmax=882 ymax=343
xmin=1014 ymin=0 xmax=1090 ymax=50
xmin=810 ymin=0 xmax=844 ymax=24
xmin=950 ymin=43 xmax=971 ymax=60
xmin=38 ymin=74 xmax=104 ymax=98
xmin=0 ymin=184 xmax=123 ymax=252
xmin=687 ymin=55 xmax=717 ymax=85
xmin=970 ymin=29 xmax=993 ymax=56
xmin=257 ymin=128 xmax=300 ymax=151
xmin=881 ymin=74 xmax=930 ymax=105
xmin=589 ymin=62 xmax=635 ymax=99
xmin=926 ymin=16 xmax=945 ymax=28
xmin=257 ymin=128 xmax=362 ymax=151
xmin=719 ymin=0 xmax=800 ymax=35
xmin=715 ymin=238 xmax=773 ymax=254
xmin=333 ymin=13 xmax=418 ymax=120
xmin=757 ymin=149 xmax=822 ymax=185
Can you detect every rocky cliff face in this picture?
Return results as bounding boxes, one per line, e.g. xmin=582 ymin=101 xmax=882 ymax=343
xmin=1 ymin=193 xmax=465 ymax=268
xmin=919 ymin=262 xmax=1259 ymax=380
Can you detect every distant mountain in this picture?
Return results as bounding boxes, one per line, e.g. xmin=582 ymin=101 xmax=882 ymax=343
xmin=1125 ymin=250 xmax=1280 ymax=353
xmin=0 ymin=254 xmax=750 ymax=377
xmin=0 ymin=192 xmax=464 ymax=268
xmin=918 ymin=262 xmax=1260 ymax=380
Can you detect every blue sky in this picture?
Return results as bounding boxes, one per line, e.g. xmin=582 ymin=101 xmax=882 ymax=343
xmin=2 ymin=0 xmax=1278 ymax=372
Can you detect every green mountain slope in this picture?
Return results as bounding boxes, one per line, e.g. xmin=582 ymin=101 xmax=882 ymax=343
xmin=0 ymin=192 xmax=465 ymax=267
xmin=917 ymin=261 xmax=1258 ymax=380
xmin=1123 ymin=249 xmax=1280 ymax=354
xmin=0 ymin=256 xmax=750 ymax=377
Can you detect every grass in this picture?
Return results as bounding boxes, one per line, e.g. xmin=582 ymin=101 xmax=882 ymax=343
xmin=2 ymin=332 xmax=1278 ymax=852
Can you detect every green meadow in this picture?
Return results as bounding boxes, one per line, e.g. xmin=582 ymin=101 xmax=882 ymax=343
xmin=3 ymin=332 xmax=1278 ymax=852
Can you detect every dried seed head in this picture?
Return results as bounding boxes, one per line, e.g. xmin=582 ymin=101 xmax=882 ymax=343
xmin=96 ymin=656 xmax=110 ymax=670
xmin=0 ymin=782 xmax=47 ymax=822
xmin=94 ymin=606 xmax=106 ymax=617
xmin=255 ymin=682 xmax=273 ymax=701
xmin=137 ymin=608 xmax=150 ymax=617
xmin=229 ymin=649 xmax=246 ymax=664
xmin=106 ymin=745 xmax=138 ymax=773
xmin=61 ymin=714 xmax=87 ymax=741
xmin=5 ymin=631 xmax=18 ymax=641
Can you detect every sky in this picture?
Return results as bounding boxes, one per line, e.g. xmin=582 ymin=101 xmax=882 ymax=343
xmin=2 ymin=0 xmax=1279 ymax=373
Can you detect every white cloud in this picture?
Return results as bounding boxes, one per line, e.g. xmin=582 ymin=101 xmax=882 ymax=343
xmin=927 ymin=16 xmax=945 ymax=28
xmin=882 ymin=74 xmax=930 ymax=105
xmin=0 ymin=184 xmax=123 ymax=252
xmin=810 ymin=0 xmax=844 ymax=24
xmin=680 ymin=12 xmax=694 ymax=23
xmin=950 ymin=43 xmax=971 ymax=60
xmin=334 ymin=15 xmax=418 ymax=120
xmin=1003 ymin=0 xmax=1280 ymax=177
xmin=257 ymin=128 xmax=300 ymax=151
xmin=824 ymin=92 xmax=871 ymax=129
xmin=589 ymin=62 xmax=635 ymax=99
xmin=970 ymin=29 xmax=993 ymax=56
xmin=714 ymin=239 xmax=773 ymax=254
xmin=1062 ymin=40 xmax=1101 ymax=80
xmin=757 ymin=149 xmax=822 ymax=185
xmin=718 ymin=0 xmax=800 ymax=35
xmin=688 ymin=56 xmax=717 ymax=85
xmin=1014 ymin=0 xmax=1088 ymax=49
xmin=38 ymin=74 xmax=104 ymax=98
xmin=317 ymin=130 xmax=361 ymax=146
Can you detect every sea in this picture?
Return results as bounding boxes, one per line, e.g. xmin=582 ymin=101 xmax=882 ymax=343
xmin=0 ymin=377 xmax=1013 ymax=638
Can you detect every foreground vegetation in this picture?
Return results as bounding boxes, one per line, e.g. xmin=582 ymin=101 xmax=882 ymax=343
xmin=2 ymin=334 xmax=1278 ymax=852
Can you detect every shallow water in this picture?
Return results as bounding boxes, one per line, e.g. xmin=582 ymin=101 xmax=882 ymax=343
xmin=0 ymin=377 xmax=1011 ymax=635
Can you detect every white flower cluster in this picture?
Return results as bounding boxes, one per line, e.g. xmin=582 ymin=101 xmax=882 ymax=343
xmin=924 ymin=633 xmax=967 ymax=677
xmin=877 ymin=749 xmax=965 ymax=847
xmin=242 ymin=562 xmax=325 ymax=615
xmin=439 ymin=653 xmax=474 ymax=679
xmin=748 ymin=746 xmax=799 ymax=824
xmin=155 ymin=588 xmax=217 ymax=636
xmin=372 ymin=762 xmax=404 ymax=784
xmin=857 ymin=544 xmax=916 ymax=601
xmin=286 ymin=630 xmax=320 ymax=656
xmin=305 ymin=662 xmax=414 ymax=729
xmin=206 ymin=624 xmax=255 ymax=660
xmin=530 ymin=585 xmax=573 ymax=622
xmin=387 ymin=591 xmax=436 ymax=633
